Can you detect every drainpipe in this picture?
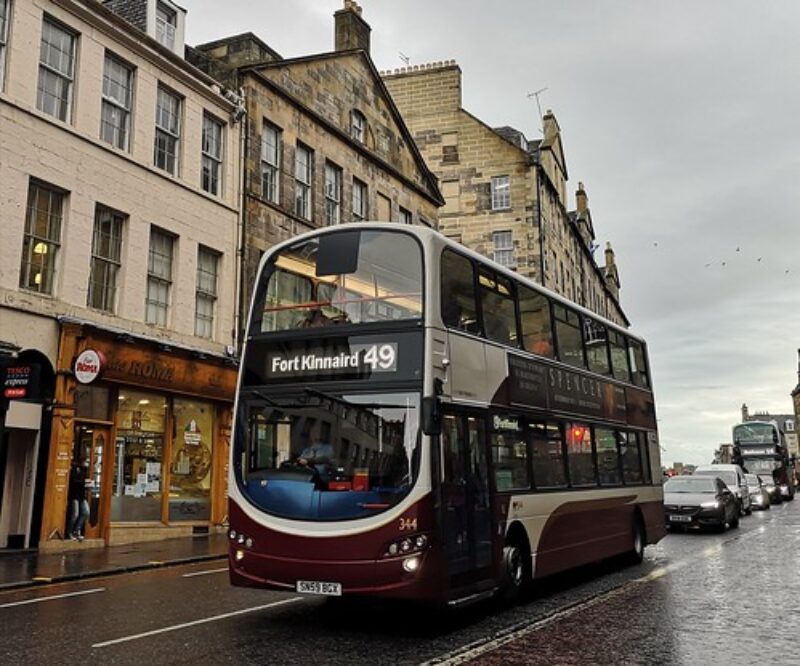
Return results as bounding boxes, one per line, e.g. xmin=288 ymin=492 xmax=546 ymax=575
xmin=232 ymin=84 xmax=248 ymax=353
xmin=537 ymin=164 xmax=545 ymax=287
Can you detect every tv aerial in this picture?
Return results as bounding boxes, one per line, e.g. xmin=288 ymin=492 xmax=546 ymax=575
xmin=527 ymin=87 xmax=548 ymax=133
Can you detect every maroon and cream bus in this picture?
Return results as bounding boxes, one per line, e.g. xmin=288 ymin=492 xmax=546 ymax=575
xmin=228 ymin=223 xmax=664 ymax=605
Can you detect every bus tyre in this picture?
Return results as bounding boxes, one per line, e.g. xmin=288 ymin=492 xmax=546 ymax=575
xmin=501 ymin=543 xmax=529 ymax=603
xmin=627 ymin=516 xmax=645 ymax=565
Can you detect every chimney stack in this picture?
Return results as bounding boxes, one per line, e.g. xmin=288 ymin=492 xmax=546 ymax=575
xmin=741 ymin=403 xmax=749 ymax=422
xmin=335 ymin=1 xmax=371 ymax=54
xmin=604 ymin=241 xmax=620 ymax=299
xmin=576 ymin=182 xmax=588 ymax=214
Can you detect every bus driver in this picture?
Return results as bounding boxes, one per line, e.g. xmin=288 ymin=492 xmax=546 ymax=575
xmin=295 ymin=436 xmax=334 ymax=471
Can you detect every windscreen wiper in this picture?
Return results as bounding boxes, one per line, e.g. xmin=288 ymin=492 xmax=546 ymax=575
xmin=243 ymin=388 xmax=311 ymax=410
xmin=303 ymin=388 xmax=410 ymax=410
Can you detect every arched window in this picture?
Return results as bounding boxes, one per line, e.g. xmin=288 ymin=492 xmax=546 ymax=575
xmin=350 ymin=110 xmax=366 ymax=143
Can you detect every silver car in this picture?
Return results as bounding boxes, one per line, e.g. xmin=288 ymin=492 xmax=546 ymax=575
xmin=693 ymin=464 xmax=752 ymax=516
xmin=745 ymin=473 xmax=770 ymax=511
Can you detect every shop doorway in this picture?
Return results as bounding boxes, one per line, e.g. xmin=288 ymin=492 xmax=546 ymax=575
xmin=0 ymin=403 xmax=42 ymax=549
xmin=73 ymin=425 xmax=111 ymax=540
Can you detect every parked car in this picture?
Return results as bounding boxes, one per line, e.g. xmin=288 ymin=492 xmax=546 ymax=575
xmin=693 ymin=464 xmax=751 ymax=516
xmin=663 ymin=476 xmax=739 ymax=531
xmin=758 ymin=474 xmax=782 ymax=504
xmin=745 ymin=473 xmax=770 ymax=510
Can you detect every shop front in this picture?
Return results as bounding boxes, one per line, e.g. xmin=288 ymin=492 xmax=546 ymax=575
xmin=39 ymin=322 xmax=237 ymax=550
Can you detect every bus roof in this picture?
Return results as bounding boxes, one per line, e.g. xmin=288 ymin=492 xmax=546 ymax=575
xmin=258 ymin=222 xmax=644 ymax=343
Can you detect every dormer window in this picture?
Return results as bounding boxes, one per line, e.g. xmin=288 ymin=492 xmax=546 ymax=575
xmin=350 ymin=110 xmax=365 ymax=143
xmin=155 ymin=2 xmax=177 ymax=51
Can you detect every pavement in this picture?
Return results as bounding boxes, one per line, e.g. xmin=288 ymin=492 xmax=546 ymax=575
xmin=0 ymin=533 xmax=228 ymax=590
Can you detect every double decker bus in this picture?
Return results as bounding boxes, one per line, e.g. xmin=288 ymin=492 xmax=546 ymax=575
xmin=733 ymin=421 xmax=795 ymax=501
xmin=228 ymin=223 xmax=664 ymax=605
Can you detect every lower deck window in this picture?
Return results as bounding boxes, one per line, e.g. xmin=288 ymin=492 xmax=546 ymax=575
xmin=490 ymin=418 xmax=528 ymax=491
xmin=530 ymin=422 xmax=566 ymax=488
xmin=566 ymin=423 xmax=595 ymax=486
xmin=595 ymin=428 xmax=621 ymax=485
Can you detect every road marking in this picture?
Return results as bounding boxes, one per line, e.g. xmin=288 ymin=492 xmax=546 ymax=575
xmin=0 ymin=587 xmax=106 ymax=609
xmin=92 ymin=597 xmax=304 ymax=648
xmin=31 ymin=576 xmax=53 ymax=582
xmin=182 ymin=567 xmax=228 ymax=578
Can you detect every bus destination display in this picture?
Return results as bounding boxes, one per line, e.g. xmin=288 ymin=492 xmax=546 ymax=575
xmin=243 ymin=331 xmax=422 ymax=385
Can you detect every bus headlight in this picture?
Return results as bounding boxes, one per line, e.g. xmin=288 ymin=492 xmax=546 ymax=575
xmin=229 ymin=529 xmax=237 ymax=540
xmin=402 ymin=556 xmax=420 ymax=573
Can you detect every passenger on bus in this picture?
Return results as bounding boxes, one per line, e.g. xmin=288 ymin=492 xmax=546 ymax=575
xmin=298 ymin=308 xmax=331 ymax=328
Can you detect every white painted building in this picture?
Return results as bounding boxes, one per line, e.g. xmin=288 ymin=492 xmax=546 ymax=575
xmin=0 ymin=0 xmax=241 ymax=550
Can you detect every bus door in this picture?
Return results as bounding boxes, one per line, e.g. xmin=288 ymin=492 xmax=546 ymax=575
xmin=440 ymin=413 xmax=493 ymax=586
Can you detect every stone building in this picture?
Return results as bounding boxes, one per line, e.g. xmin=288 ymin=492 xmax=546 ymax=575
xmin=188 ymin=1 xmax=444 ymax=322
xmin=0 ymin=0 xmax=240 ymax=550
xmin=382 ymin=62 xmax=627 ymax=326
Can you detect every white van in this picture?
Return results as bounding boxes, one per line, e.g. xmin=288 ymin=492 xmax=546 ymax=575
xmin=693 ymin=464 xmax=751 ymax=515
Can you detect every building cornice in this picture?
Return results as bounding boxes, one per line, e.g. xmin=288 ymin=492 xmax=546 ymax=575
xmin=57 ymin=316 xmax=238 ymax=364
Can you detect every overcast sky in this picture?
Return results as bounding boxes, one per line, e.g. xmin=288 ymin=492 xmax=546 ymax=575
xmin=187 ymin=1 xmax=800 ymax=466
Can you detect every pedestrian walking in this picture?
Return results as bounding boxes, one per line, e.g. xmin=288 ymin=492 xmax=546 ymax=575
xmin=66 ymin=457 xmax=90 ymax=541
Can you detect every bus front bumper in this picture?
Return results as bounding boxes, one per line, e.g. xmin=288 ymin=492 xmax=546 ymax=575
xmin=228 ymin=545 xmax=442 ymax=601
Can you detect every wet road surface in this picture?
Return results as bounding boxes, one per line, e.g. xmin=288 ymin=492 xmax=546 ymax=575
xmin=1 ymin=501 xmax=797 ymax=665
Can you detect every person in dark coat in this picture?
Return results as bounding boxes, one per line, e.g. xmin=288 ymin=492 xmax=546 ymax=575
xmin=66 ymin=458 xmax=90 ymax=541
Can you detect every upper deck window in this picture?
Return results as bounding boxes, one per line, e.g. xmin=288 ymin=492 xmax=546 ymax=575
xmin=628 ymin=339 xmax=650 ymax=388
xmin=519 ymin=286 xmax=553 ymax=358
xmin=584 ymin=317 xmax=610 ymax=375
xmin=254 ymin=230 xmax=422 ymax=333
xmin=479 ymin=269 xmax=517 ymax=346
xmin=554 ymin=304 xmax=585 ymax=369
xmin=609 ymin=330 xmax=631 ymax=382
xmin=440 ymin=250 xmax=479 ymax=334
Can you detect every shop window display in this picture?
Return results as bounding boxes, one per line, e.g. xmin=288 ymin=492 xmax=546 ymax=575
xmin=170 ymin=399 xmax=214 ymax=521
xmin=112 ymin=390 xmax=166 ymax=522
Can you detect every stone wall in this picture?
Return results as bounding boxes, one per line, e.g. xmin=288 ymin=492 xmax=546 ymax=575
xmin=383 ymin=63 xmax=628 ymax=326
xmin=237 ymin=55 xmax=441 ymax=310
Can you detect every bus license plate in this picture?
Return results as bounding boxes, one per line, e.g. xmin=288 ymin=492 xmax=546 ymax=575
xmin=669 ymin=514 xmax=692 ymax=522
xmin=296 ymin=580 xmax=342 ymax=596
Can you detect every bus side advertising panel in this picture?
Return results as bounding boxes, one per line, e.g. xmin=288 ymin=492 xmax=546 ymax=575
xmin=507 ymin=353 xmax=627 ymax=423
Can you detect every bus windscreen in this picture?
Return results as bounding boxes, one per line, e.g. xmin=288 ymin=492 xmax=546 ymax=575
xmin=733 ymin=423 xmax=777 ymax=444
xmin=252 ymin=230 xmax=423 ymax=333
xmin=241 ymin=391 xmax=420 ymax=521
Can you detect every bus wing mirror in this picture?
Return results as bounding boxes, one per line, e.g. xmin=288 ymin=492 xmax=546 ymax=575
xmin=421 ymin=397 xmax=442 ymax=436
